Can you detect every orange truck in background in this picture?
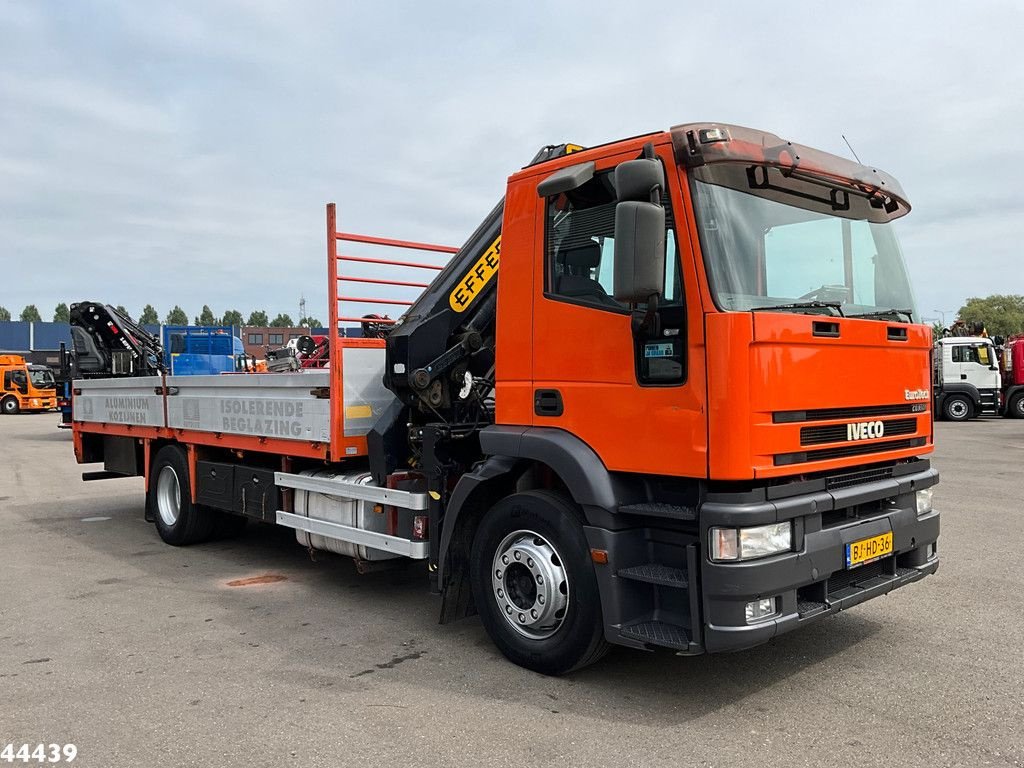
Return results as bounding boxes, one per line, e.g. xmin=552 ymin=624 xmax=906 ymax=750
xmin=70 ymin=123 xmax=940 ymax=675
xmin=0 ymin=354 xmax=57 ymax=414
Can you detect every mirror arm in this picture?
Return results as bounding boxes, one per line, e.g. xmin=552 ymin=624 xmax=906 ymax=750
xmin=632 ymin=294 xmax=661 ymax=337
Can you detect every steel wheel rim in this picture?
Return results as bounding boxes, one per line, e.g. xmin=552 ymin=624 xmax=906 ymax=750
xmin=1016 ymin=398 xmax=1024 ymax=417
xmin=156 ymin=466 xmax=181 ymax=527
xmin=491 ymin=529 xmax=569 ymax=640
xmin=949 ymin=400 xmax=968 ymax=418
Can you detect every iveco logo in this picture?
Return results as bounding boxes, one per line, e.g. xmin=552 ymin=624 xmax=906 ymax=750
xmin=904 ymin=388 xmax=929 ymax=401
xmin=847 ymin=421 xmax=885 ymax=441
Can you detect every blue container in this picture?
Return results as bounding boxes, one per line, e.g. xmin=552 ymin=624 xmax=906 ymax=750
xmin=163 ymin=326 xmax=244 ymax=375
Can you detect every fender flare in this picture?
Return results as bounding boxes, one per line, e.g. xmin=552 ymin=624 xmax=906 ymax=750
xmin=937 ymin=381 xmax=981 ymax=406
xmin=437 ymin=426 xmax=621 ymax=583
xmin=479 ymin=426 xmax=621 ymax=509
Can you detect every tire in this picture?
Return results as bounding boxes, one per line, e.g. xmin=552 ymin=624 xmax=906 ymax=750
xmin=942 ymin=395 xmax=973 ymax=422
xmin=470 ymin=490 xmax=609 ymax=676
xmin=1008 ymin=392 xmax=1024 ymax=419
xmin=1 ymin=397 xmax=19 ymax=415
xmin=147 ymin=445 xmax=216 ymax=545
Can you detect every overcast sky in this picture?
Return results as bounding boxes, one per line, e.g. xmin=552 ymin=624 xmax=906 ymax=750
xmin=2 ymin=1 xmax=1021 ymax=326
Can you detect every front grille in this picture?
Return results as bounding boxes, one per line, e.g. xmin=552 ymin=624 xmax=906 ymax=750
xmin=826 ymin=466 xmax=894 ymax=491
xmin=820 ymin=501 xmax=887 ymax=530
xmin=774 ymin=437 xmax=926 ymax=466
xmin=800 ymin=418 xmax=918 ymax=446
xmin=774 ymin=403 xmax=926 ymax=423
xmin=827 ymin=556 xmax=894 ymax=598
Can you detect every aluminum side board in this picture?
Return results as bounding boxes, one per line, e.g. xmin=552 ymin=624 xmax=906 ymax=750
xmin=167 ymin=372 xmax=331 ymax=443
xmin=74 ymin=376 xmax=164 ymax=427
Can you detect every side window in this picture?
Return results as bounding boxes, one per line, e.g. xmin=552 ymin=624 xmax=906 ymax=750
xmin=952 ymin=345 xmax=979 ymax=364
xmin=545 ymin=170 xmax=681 ymax=310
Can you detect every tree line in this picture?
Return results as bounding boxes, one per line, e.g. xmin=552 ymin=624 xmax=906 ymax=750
xmin=4 ymin=295 xmax=1022 ymax=336
xmin=0 ymin=303 xmax=322 ymax=328
xmin=952 ymin=295 xmax=1024 ymax=338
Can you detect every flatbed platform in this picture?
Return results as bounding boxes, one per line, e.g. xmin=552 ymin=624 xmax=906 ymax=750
xmin=73 ymin=344 xmax=393 ymax=459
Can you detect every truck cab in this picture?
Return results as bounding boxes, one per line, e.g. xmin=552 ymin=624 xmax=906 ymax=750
xmin=934 ymin=336 xmax=1001 ymax=420
xmin=0 ymin=354 xmax=57 ymax=414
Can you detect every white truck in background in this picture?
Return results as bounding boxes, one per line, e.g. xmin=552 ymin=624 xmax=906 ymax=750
xmin=933 ymin=336 xmax=1001 ymax=420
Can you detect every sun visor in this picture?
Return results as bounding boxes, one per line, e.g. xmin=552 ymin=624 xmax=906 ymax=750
xmin=671 ymin=122 xmax=910 ymax=221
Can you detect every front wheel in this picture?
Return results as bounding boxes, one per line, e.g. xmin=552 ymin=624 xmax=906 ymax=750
xmin=1007 ymin=392 xmax=1024 ymax=419
xmin=1 ymin=397 xmax=19 ymax=415
xmin=942 ymin=395 xmax=973 ymax=422
xmin=470 ymin=490 xmax=609 ymax=675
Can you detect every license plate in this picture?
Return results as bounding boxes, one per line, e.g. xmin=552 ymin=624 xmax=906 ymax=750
xmin=845 ymin=531 xmax=893 ymax=568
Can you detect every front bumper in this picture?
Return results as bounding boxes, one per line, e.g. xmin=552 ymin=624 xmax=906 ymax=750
xmin=700 ymin=467 xmax=940 ymax=652
xmin=588 ymin=462 xmax=939 ymax=655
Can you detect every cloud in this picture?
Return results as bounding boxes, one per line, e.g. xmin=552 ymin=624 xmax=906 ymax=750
xmin=0 ymin=73 xmax=174 ymax=135
xmin=1 ymin=0 xmax=1022 ymax=327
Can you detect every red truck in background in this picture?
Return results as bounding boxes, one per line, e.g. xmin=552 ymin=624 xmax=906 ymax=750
xmin=1001 ymin=335 xmax=1024 ymax=417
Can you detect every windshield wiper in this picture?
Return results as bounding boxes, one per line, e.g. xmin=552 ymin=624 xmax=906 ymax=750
xmin=847 ymin=308 xmax=914 ymax=321
xmin=752 ymin=301 xmax=845 ymax=317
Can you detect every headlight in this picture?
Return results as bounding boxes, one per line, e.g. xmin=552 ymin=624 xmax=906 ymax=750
xmin=916 ymin=488 xmax=934 ymax=516
xmin=709 ymin=522 xmax=793 ymax=562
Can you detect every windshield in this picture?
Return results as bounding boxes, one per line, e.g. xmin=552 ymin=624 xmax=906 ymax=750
xmin=29 ymin=368 xmax=55 ymax=388
xmin=692 ymin=164 xmax=917 ymax=320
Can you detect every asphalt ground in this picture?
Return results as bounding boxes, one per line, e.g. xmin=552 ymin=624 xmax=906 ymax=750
xmin=1 ymin=414 xmax=1022 ymax=767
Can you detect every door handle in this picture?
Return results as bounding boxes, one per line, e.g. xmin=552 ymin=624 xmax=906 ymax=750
xmin=960 ymin=374 xmax=967 ymax=380
xmin=534 ymin=389 xmax=564 ymax=417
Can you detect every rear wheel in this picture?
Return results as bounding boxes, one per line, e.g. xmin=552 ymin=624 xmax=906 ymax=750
xmin=1008 ymin=392 xmax=1024 ymax=419
xmin=470 ymin=490 xmax=609 ymax=675
xmin=943 ymin=395 xmax=973 ymax=422
xmin=147 ymin=445 xmax=216 ymax=545
xmin=1 ymin=397 xmax=19 ymax=415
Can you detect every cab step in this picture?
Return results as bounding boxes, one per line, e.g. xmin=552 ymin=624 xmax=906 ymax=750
xmin=618 ymin=502 xmax=696 ymax=521
xmin=617 ymin=564 xmax=688 ymax=588
xmin=619 ymin=620 xmax=694 ymax=651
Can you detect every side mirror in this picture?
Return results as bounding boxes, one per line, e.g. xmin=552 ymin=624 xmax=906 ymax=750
xmin=536 ymin=161 xmax=596 ymax=198
xmin=613 ymin=159 xmax=666 ymax=304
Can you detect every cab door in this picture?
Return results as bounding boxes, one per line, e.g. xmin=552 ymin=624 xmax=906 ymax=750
xmin=954 ymin=343 xmax=998 ymax=390
xmin=10 ymin=369 xmax=29 ymax=397
xmin=529 ymin=143 xmax=707 ymax=478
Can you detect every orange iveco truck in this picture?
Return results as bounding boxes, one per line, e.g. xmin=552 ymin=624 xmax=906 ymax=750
xmin=71 ymin=122 xmax=940 ymax=674
xmin=1 ymin=354 xmax=57 ymax=414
